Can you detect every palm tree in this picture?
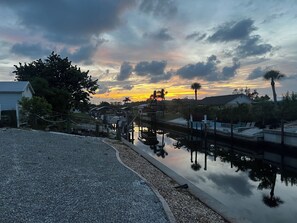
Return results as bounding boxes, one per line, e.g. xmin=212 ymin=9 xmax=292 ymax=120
xmin=262 ymin=173 xmax=284 ymax=208
xmin=123 ymin=97 xmax=131 ymax=104
xmin=263 ymin=70 xmax=285 ymax=103
xmin=191 ymin=150 xmax=201 ymax=171
xmin=191 ymin=82 xmax=201 ymax=100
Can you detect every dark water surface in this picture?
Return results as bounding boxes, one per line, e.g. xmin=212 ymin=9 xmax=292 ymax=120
xmin=132 ymin=125 xmax=297 ymax=223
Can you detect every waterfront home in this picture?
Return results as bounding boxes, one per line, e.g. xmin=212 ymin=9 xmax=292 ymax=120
xmin=198 ymin=94 xmax=252 ymax=106
xmin=0 ymin=81 xmax=34 ymax=127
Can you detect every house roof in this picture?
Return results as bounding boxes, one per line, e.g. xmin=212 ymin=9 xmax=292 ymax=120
xmin=0 ymin=81 xmax=34 ymax=94
xmin=199 ymin=94 xmax=251 ymax=106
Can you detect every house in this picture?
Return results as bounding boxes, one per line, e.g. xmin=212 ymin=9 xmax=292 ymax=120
xmin=0 ymin=81 xmax=34 ymax=127
xmin=198 ymin=94 xmax=252 ymax=106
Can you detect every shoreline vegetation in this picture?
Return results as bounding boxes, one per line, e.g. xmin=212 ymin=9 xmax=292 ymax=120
xmin=105 ymin=138 xmax=229 ymax=223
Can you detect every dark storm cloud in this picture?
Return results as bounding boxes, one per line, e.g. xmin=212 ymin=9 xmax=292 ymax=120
xmin=247 ymin=66 xmax=267 ymax=80
xmin=221 ymin=58 xmax=240 ymax=80
xmin=149 ymin=71 xmax=173 ymax=83
xmin=185 ymin=32 xmax=206 ymax=41
xmin=208 ymin=18 xmax=274 ymax=59
xmin=1 ymin=0 xmax=135 ymax=44
xmin=117 ymin=61 xmax=133 ymax=81
xmin=177 ymin=55 xmax=220 ymax=80
xmin=116 ymin=60 xmax=171 ymax=83
xmin=143 ymin=28 xmax=174 ymax=41
xmin=177 ymin=55 xmax=241 ymax=81
xmin=61 ymin=45 xmax=96 ymax=65
xmin=10 ymin=42 xmax=51 ymax=58
xmin=208 ymin=18 xmax=256 ymax=42
xmin=134 ymin=60 xmax=167 ymax=76
xmin=62 ymin=38 xmax=107 ymax=64
xmin=236 ymin=35 xmax=273 ymax=58
xmin=139 ymin=0 xmax=177 ymax=18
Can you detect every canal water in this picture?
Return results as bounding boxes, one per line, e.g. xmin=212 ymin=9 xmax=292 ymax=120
xmin=131 ymin=124 xmax=297 ymax=223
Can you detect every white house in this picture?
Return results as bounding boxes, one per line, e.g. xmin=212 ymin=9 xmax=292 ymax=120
xmin=198 ymin=94 xmax=252 ymax=106
xmin=0 ymin=81 xmax=34 ymax=127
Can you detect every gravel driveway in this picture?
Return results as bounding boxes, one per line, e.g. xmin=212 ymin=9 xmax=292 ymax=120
xmin=0 ymin=128 xmax=171 ymax=223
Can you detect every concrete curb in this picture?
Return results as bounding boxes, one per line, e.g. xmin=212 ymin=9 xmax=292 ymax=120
xmin=121 ymin=138 xmax=251 ymax=223
xmin=103 ymin=139 xmax=176 ymax=223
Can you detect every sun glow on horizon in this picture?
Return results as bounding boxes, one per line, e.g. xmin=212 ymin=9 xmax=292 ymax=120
xmin=91 ymin=64 xmax=287 ymax=104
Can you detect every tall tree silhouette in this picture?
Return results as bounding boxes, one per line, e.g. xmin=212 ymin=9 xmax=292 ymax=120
xmin=191 ymin=82 xmax=201 ymax=100
xmin=14 ymin=52 xmax=98 ymax=112
xmin=263 ymin=70 xmax=285 ymax=103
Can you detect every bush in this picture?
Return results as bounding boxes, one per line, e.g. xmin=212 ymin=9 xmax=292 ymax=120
xmin=280 ymin=92 xmax=297 ymax=121
xmin=19 ymin=96 xmax=52 ymax=128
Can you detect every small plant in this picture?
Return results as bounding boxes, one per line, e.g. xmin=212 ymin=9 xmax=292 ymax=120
xmin=19 ymin=96 xmax=52 ymax=128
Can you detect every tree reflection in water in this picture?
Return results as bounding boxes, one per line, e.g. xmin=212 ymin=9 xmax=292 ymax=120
xmin=191 ymin=148 xmax=201 ymax=171
xmin=174 ymin=136 xmax=286 ymax=208
xmin=215 ymin=146 xmax=285 ymax=208
xmin=263 ymin=193 xmax=284 ymax=208
xmin=187 ymin=139 xmax=202 ymax=171
xmin=138 ymin=124 xmax=168 ymax=158
xmin=137 ymin=126 xmax=297 ymax=209
xmin=249 ymin=162 xmax=284 ymax=208
xmin=262 ymin=172 xmax=284 ymax=208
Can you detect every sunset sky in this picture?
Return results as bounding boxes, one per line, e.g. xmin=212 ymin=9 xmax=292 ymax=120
xmin=0 ymin=0 xmax=297 ymax=103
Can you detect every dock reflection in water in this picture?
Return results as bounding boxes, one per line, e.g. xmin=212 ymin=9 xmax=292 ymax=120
xmin=134 ymin=123 xmax=297 ymax=223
